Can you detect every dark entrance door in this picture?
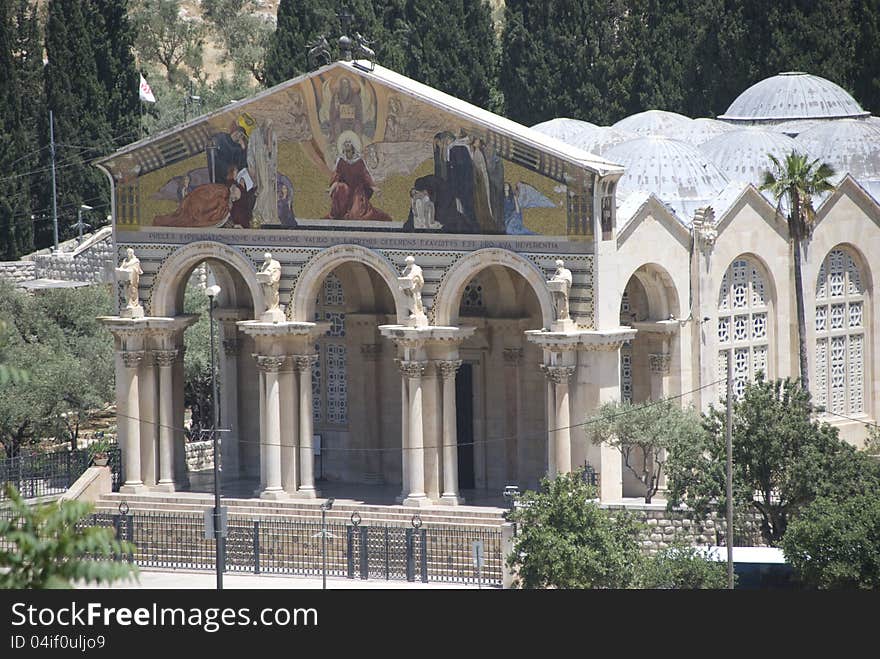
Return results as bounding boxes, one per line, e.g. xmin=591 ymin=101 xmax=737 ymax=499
xmin=456 ymin=362 xmax=475 ymax=490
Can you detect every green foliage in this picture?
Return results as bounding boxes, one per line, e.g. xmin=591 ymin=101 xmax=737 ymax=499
xmin=183 ymin=284 xmax=215 ymax=440
xmin=586 ymin=399 xmax=705 ymax=503
xmin=0 ymin=484 xmax=138 ymax=589
xmin=667 ymin=375 xmax=880 ymax=546
xmin=131 ymin=0 xmax=207 ymax=85
xmin=0 ymin=281 xmax=115 ymax=457
xmin=638 ymin=543 xmax=729 ymax=589
xmin=506 ymin=470 xmax=643 ymax=588
xmin=782 ymin=494 xmax=880 ymax=589
xmin=201 ymin=0 xmax=274 ymax=84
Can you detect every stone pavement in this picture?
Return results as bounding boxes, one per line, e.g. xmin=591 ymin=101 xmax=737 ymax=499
xmin=79 ymin=569 xmax=486 ymax=589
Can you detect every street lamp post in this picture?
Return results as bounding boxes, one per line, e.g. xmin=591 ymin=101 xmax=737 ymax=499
xmin=320 ymin=498 xmax=335 ymax=590
xmin=76 ymin=205 xmax=93 ymax=243
xmin=206 ymin=284 xmax=224 ymax=591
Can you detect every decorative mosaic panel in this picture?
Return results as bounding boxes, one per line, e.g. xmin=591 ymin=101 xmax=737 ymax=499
xmin=326 ymin=343 xmax=347 ymax=425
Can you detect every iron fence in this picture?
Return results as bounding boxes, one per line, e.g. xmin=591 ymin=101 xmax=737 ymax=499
xmin=0 ymin=446 xmax=121 ymax=500
xmin=61 ymin=510 xmax=503 ymax=586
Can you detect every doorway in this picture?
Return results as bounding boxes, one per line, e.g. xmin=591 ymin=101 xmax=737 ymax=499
xmin=455 ymin=362 xmax=475 ymax=490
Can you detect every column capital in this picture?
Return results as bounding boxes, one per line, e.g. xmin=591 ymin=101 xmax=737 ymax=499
xmin=153 ymin=349 xmax=178 ymax=367
xmin=540 ymin=364 xmax=575 ymax=384
xmin=292 ymin=354 xmax=319 ymax=372
xmin=254 ymin=354 xmax=286 ymax=373
xmin=437 ymin=359 xmax=462 ymax=379
xmin=222 ymin=338 xmax=242 ymax=357
xmin=398 ymin=360 xmax=427 ymax=379
xmin=649 ymin=352 xmax=672 ymax=374
xmin=121 ymin=350 xmax=145 ymax=368
xmin=360 ymin=343 xmax=382 ymax=361
xmin=503 ymin=348 xmax=524 ymax=366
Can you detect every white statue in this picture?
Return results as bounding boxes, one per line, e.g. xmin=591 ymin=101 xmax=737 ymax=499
xmin=398 ymin=255 xmax=426 ymax=323
xmin=256 ymin=252 xmax=282 ymax=317
xmin=548 ymin=259 xmax=573 ymax=323
xmin=115 ymin=248 xmax=144 ymax=317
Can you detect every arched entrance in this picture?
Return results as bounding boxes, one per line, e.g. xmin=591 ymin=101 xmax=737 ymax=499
xmin=619 ymin=263 xmax=681 ymax=497
xmin=443 ymin=258 xmax=549 ymax=493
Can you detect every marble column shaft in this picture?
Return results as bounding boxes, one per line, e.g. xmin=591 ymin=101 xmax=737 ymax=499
xmin=120 ymin=350 xmax=144 ymax=489
xmin=255 ymin=355 xmax=285 ymax=497
xmin=542 ymin=364 xmax=575 ymax=476
xmin=295 ymin=355 xmax=317 ymax=497
xmin=400 ymin=360 xmax=427 ymax=502
xmin=155 ymin=350 xmax=178 ymax=488
xmin=439 ymin=360 xmax=462 ymax=502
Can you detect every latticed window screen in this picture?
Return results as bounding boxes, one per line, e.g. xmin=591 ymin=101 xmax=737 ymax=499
xmin=460 ymin=277 xmax=485 ymax=315
xmin=717 ymin=258 xmax=771 ymax=398
xmin=620 ymin=342 xmax=633 ymax=403
xmin=313 ymin=273 xmax=348 ymax=425
xmin=814 ymin=248 xmax=865 ymax=415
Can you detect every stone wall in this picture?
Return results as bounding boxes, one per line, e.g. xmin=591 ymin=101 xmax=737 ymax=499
xmin=601 ymin=502 xmax=766 ymax=554
xmin=0 ymin=227 xmax=114 ymax=286
xmin=0 ymin=261 xmax=36 ymax=284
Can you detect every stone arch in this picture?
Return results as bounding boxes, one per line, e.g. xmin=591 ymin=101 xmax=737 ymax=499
xmin=433 ymin=248 xmax=555 ymax=327
xmin=150 ymin=241 xmax=264 ymax=317
xmin=621 ymin=262 xmax=682 ymax=321
xmin=289 ymin=244 xmax=407 ymax=323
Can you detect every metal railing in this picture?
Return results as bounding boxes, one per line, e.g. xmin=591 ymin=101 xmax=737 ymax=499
xmin=0 ymin=446 xmax=121 ymax=500
xmin=69 ymin=510 xmax=502 ymax=586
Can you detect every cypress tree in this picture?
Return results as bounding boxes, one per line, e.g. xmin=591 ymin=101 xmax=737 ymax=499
xmin=0 ymin=0 xmax=32 ymax=259
xmin=263 ymin=0 xmax=334 ymax=86
xmin=40 ymin=0 xmax=113 ymax=247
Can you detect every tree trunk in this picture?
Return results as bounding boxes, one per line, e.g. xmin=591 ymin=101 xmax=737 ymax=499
xmin=790 ymin=198 xmax=810 ymax=392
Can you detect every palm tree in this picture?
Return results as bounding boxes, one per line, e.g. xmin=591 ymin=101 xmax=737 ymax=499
xmin=760 ymin=152 xmax=836 ymax=392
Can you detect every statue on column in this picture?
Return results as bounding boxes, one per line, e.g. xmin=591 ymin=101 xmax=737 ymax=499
xmin=256 ymin=252 xmax=284 ymax=321
xmin=548 ymin=259 xmax=573 ymax=328
xmin=398 ymin=255 xmax=427 ymax=327
xmin=115 ymin=248 xmax=144 ymax=318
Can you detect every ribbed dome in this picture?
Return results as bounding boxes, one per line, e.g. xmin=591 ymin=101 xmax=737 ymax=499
xmin=719 ymin=72 xmax=869 ymax=123
xmin=530 ymin=118 xmax=599 ymax=144
xmin=700 ymin=129 xmax=804 ymax=187
xmin=604 ymin=137 xmax=729 ymax=218
xmin=772 ymin=119 xmax=822 ymax=137
xmin=796 ymin=119 xmax=880 ymax=181
xmin=612 ymin=110 xmax=692 ymax=137
xmin=663 ymin=118 xmax=738 ymax=145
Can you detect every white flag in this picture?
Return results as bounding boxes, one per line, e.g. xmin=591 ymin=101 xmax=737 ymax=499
xmin=139 ymin=74 xmax=156 ymax=103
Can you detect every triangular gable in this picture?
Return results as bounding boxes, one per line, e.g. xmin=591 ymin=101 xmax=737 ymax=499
xmin=814 ymin=174 xmax=880 ymax=229
xmin=616 ymin=192 xmax=691 ymax=249
xmin=96 ymin=61 xmax=619 ymax=237
xmin=713 ymin=183 xmax=788 ymax=241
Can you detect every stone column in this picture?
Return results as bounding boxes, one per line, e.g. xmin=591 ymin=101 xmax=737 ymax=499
xmin=399 ymin=360 xmax=428 ymax=506
xmin=120 ymin=350 xmax=145 ymax=492
xmin=255 ymin=355 xmax=286 ymax=499
xmin=503 ymin=348 xmax=523 ymax=484
xmin=541 ymin=364 xmax=576 ymax=476
xmin=172 ymin=345 xmax=188 ymax=488
xmin=294 ymin=355 xmax=318 ymax=498
xmin=542 ymin=368 xmax=556 ymax=477
xmin=139 ymin=352 xmax=158 ymax=487
xmin=279 ymin=356 xmax=298 ymax=494
xmin=154 ymin=349 xmax=178 ymax=491
xmin=438 ymin=359 xmax=463 ymax=504
xmin=422 ymin=362 xmax=441 ymax=501
xmin=398 ymin=365 xmax=410 ymax=501
xmin=220 ymin=338 xmax=241 ymax=477
xmin=649 ymin=351 xmax=672 ymax=491
xmin=361 ymin=344 xmax=383 ymax=483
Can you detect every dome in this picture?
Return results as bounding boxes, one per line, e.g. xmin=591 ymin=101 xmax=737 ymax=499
xmin=796 ymin=119 xmax=880 ymax=181
xmin=663 ymin=118 xmax=738 ymax=145
xmin=699 ymin=128 xmax=804 ymax=187
xmin=772 ymin=119 xmax=822 ymax=137
xmin=604 ymin=136 xmax=729 ymax=218
xmin=612 ymin=110 xmax=692 ymax=137
xmin=719 ymin=72 xmax=869 ymax=123
xmin=530 ymin=118 xmax=599 ymax=144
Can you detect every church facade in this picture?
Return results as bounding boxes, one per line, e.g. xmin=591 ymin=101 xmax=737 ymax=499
xmin=95 ymin=62 xmax=880 ymax=504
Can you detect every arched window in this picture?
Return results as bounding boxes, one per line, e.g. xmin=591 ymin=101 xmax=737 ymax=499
xmin=717 ymin=258 xmax=771 ymax=397
xmin=313 ymin=272 xmax=348 ymax=425
xmin=814 ymin=248 xmax=865 ymax=415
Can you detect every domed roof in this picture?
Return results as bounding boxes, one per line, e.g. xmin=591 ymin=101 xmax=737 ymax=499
xmin=530 ymin=118 xmax=599 ymax=144
xmin=612 ymin=110 xmax=692 ymax=137
xmin=796 ymin=118 xmax=880 ymax=181
xmin=719 ymin=72 xmax=869 ymax=123
xmin=699 ymin=128 xmax=804 ymax=187
xmin=772 ymin=119 xmax=822 ymax=137
xmin=604 ymin=136 xmax=729 ymax=217
xmin=663 ymin=118 xmax=738 ymax=145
